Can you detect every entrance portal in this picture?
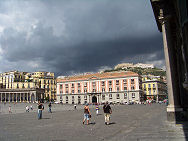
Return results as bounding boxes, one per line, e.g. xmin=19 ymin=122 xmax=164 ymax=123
xmin=92 ymin=95 xmax=97 ymax=103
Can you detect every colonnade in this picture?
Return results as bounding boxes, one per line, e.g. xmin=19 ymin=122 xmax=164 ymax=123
xmin=0 ymin=92 xmax=44 ymax=103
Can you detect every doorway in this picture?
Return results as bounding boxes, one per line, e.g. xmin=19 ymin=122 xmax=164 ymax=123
xmin=92 ymin=95 xmax=97 ymax=103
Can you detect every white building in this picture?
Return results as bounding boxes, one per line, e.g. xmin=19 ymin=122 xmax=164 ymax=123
xmin=114 ymin=63 xmax=154 ymax=70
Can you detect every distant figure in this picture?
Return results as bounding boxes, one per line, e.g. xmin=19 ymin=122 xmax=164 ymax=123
xmin=103 ymin=101 xmax=112 ymax=125
xmin=48 ymin=102 xmax=52 ymax=113
xmin=38 ymin=101 xmax=44 ymax=119
xmin=83 ymin=103 xmax=91 ymax=125
xmin=149 ymin=100 xmax=151 ymax=106
xmin=30 ymin=105 xmax=33 ymax=110
xmin=8 ymin=106 xmax=11 ymax=113
xmin=26 ymin=106 xmax=29 ymax=112
xmin=96 ymin=104 xmax=99 ymax=115
xmin=74 ymin=104 xmax=77 ymax=110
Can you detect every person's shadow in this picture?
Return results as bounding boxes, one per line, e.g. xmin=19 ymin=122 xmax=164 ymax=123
xmin=42 ymin=117 xmax=50 ymax=119
xmin=109 ymin=122 xmax=116 ymax=125
xmin=89 ymin=122 xmax=96 ymax=125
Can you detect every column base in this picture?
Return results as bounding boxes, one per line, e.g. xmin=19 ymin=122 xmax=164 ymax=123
xmin=183 ymin=81 xmax=188 ymax=91
xmin=167 ymin=105 xmax=188 ymax=121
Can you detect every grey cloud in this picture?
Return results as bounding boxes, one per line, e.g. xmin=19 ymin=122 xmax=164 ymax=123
xmin=0 ymin=0 xmax=164 ymax=76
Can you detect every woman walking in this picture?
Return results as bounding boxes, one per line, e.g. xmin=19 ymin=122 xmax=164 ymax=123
xmin=83 ymin=103 xmax=91 ymax=125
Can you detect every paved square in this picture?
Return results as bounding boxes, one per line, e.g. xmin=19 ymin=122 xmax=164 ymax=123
xmin=0 ymin=103 xmax=186 ymax=141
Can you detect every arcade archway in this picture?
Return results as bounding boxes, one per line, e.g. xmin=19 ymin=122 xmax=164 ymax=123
xmin=92 ymin=95 xmax=97 ymax=103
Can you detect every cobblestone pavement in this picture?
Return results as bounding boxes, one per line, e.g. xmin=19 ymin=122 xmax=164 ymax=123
xmin=0 ymin=103 xmax=187 ymax=141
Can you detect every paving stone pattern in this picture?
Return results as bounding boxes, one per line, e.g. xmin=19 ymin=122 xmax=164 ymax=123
xmin=0 ymin=103 xmax=187 ymax=141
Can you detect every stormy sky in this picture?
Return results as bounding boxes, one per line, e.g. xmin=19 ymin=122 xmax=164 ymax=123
xmin=0 ymin=0 xmax=164 ymax=76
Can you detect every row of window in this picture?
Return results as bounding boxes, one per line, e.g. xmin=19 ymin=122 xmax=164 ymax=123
xmin=60 ymin=86 xmax=135 ymax=94
xmin=60 ymin=79 xmax=135 ymax=89
xmin=61 ymin=93 xmax=136 ymax=104
xmin=102 ymin=93 xmax=135 ymax=100
xmin=143 ymin=84 xmax=156 ymax=89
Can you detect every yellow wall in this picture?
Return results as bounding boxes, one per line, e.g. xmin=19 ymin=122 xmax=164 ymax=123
xmin=0 ymin=71 xmax=57 ymax=100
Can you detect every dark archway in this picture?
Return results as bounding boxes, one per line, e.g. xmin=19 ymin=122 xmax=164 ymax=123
xmin=92 ymin=95 xmax=97 ymax=103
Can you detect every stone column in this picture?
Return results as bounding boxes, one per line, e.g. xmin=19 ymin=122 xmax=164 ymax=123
xmin=19 ymin=93 xmax=21 ymax=102
xmin=29 ymin=93 xmax=31 ymax=103
xmin=12 ymin=93 xmax=14 ymax=102
xmin=27 ymin=93 xmax=29 ymax=102
xmin=5 ymin=93 xmax=7 ymax=102
xmin=13 ymin=93 xmax=15 ymax=102
xmin=9 ymin=93 xmax=11 ymax=102
xmin=0 ymin=93 xmax=2 ymax=102
xmin=16 ymin=93 xmax=17 ymax=102
xmin=160 ymin=9 xmax=182 ymax=121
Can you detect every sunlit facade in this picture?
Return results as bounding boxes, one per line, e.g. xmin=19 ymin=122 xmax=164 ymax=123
xmin=0 ymin=71 xmax=56 ymax=102
xmin=142 ymin=75 xmax=167 ymax=101
xmin=57 ymin=71 xmax=143 ymax=104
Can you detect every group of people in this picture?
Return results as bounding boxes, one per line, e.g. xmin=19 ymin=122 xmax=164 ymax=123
xmin=37 ymin=102 xmax=52 ymax=119
xmin=8 ymin=101 xmax=112 ymax=124
xmin=25 ymin=105 xmax=33 ymax=112
xmin=83 ymin=101 xmax=112 ymax=125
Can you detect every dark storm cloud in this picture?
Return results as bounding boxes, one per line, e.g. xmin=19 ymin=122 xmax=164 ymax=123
xmin=0 ymin=0 xmax=164 ymax=75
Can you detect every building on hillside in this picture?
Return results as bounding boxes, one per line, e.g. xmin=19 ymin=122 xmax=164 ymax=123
xmin=114 ymin=63 xmax=154 ymax=70
xmin=142 ymin=75 xmax=167 ymax=102
xmin=114 ymin=63 xmax=134 ymax=69
xmin=134 ymin=63 xmax=154 ymax=69
xmin=56 ymin=71 xmax=143 ymax=104
xmin=0 ymin=71 xmax=56 ymax=102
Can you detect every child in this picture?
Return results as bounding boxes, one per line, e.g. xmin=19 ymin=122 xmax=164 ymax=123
xmin=96 ymin=104 xmax=99 ymax=116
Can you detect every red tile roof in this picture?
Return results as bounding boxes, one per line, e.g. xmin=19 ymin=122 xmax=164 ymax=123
xmin=57 ymin=71 xmax=138 ymax=82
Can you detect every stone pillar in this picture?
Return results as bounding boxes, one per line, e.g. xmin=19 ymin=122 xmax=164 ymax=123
xmin=5 ymin=93 xmax=7 ymax=102
xmin=0 ymin=93 xmax=2 ymax=102
xmin=9 ymin=93 xmax=11 ymax=102
xmin=160 ymin=9 xmax=182 ymax=121
xmin=27 ymin=93 xmax=29 ymax=102
xmin=30 ymin=93 xmax=31 ymax=103
xmin=12 ymin=93 xmax=14 ymax=102
xmin=34 ymin=92 xmax=37 ymax=103
xmin=20 ymin=93 xmax=21 ymax=102
xmin=16 ymin=93 xmax=17 ymax=102
xmin=13 ymin=93 xmax=15 ymax=102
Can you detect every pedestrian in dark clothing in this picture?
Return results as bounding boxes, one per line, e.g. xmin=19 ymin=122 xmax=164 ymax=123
xmin=38 ymin=102 xmax=44 ymax=119
xmin=103 ymin=101 xmax=112 ymax=125
xmin=48 ymin=102 xmax=52 ymax=113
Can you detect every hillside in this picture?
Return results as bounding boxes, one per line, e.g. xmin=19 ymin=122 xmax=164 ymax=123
xmin=104 ymin=67 xmax=166 ymax=76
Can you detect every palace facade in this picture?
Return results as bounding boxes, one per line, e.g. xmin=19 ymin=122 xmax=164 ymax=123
xmin=0 ymin=71 xmax=56 ymax=102
xmin=142 ymin=75 xmax=167 ymax=102
xmin=56 ymin=71 xmax=143 ymax=104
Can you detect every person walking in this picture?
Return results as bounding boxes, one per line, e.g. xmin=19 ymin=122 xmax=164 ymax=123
xmin=26 ymin=105 xmax=29 ymax=112
xmin=83 ymin=103 xmax=91 ymax=125
xmin=30 ymin=105 xmax=33 ymax=110
xmin=74 ymin=104 xmax=77 ymax=110
xmin=103 ymin=101 xmax=112 ymax=125
xmin=96 ymin=104 xmax=99 ymax=116
xmin=48 ymin=102 xmax=52 ymax=113
xmin=38 ymin=101 xmax=43 ymax=119
xmin=8 ymin=105 xmax=12 ymax=113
